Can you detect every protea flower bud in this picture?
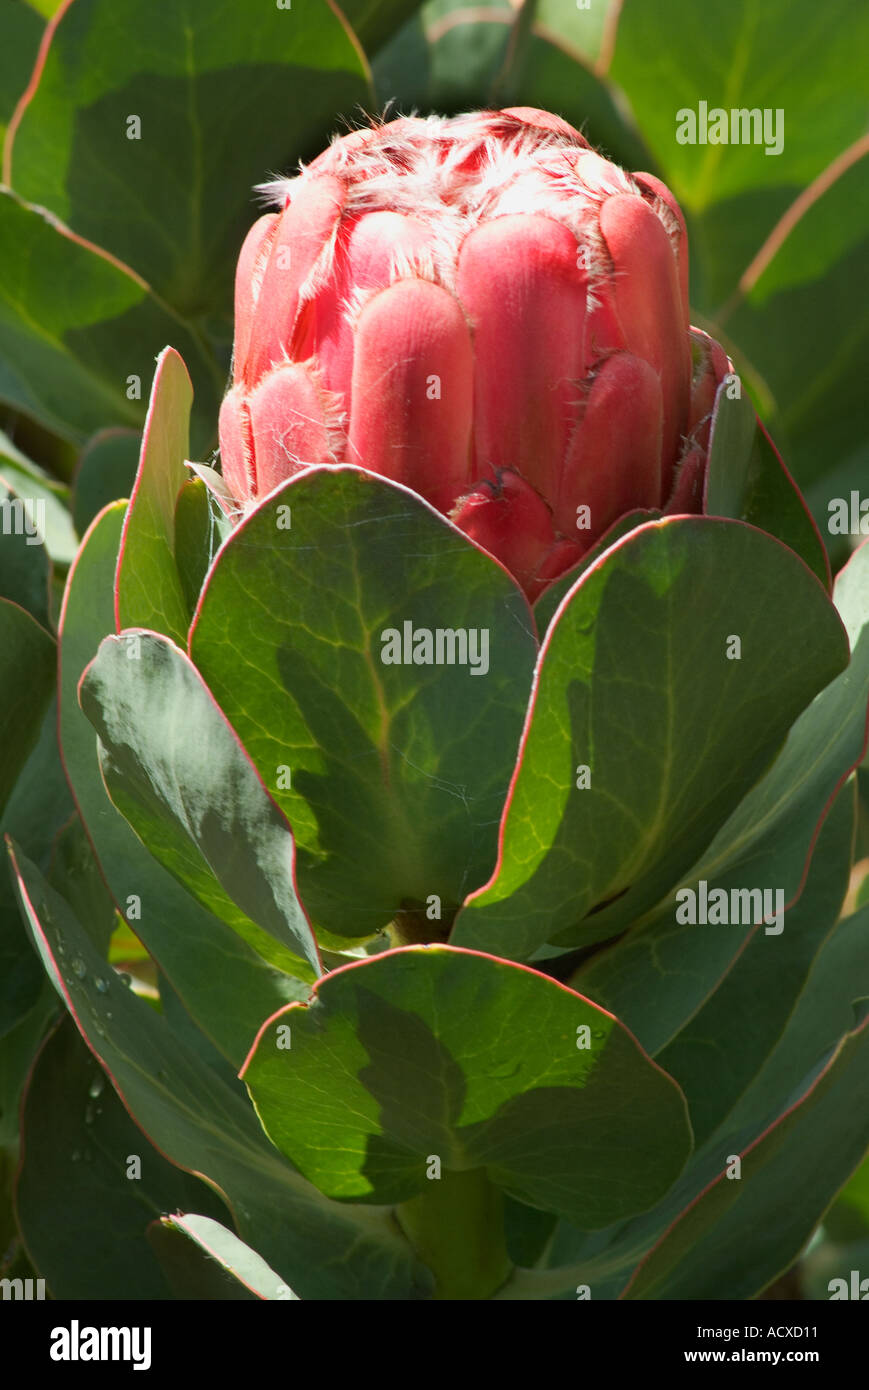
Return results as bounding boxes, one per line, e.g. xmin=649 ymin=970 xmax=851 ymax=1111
xmin=220 ymin=108 xmax=731 ymax=599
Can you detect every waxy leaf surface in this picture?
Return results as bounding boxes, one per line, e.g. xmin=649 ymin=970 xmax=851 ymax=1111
xmin=191 ymin=468 xmax=537 ymax=938
xmin=7 ymin=0 xmax=371 ymax=331
xmin=242 ymin=944 xmax=692 ymax=1229
xmin=114 ymin=347 xmax=191 ymax=644
xmin=455 ymin=518 xmax=849 ymax=960
xmin=10 ymin=846 xmax=433 ymax=1301
xmin=577 ymin=538 xmax=869 ymax=1052
xmin=80 ymin=630 xmax=320 ymax=976
xmin=16 ymin=1016 xmax=228 ymax=1298
xmin=150 ymin=1214 xmax=299 ymax=1301
xmin=58 ymin=503 xmax=308 ymax=1064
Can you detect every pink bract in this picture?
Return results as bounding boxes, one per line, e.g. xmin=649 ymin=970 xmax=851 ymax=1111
xmin=219 ymin=107 xmax=731 ymax=599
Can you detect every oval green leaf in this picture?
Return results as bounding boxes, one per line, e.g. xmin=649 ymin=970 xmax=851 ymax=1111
xmin=80 ymin=630 xmax=321 ymax=977
xmin=242 ymin=944 xmax=693 ymax=1229
xmin=190 ymin=468 xmax=538 ymax=939
xmin=454 ymin=516 xmax=850 ymax=961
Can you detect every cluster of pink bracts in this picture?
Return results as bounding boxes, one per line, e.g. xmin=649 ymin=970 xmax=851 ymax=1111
xmin=219 ymin=107 xmax=730 ymax=600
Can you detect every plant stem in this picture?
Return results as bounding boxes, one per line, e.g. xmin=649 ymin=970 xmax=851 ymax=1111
xmin=395 ymin=1167 xmax=513 ymax=1300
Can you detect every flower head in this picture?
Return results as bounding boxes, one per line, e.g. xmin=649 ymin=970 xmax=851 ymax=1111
xmin=220 ymin=108 xmax=730 ymax=597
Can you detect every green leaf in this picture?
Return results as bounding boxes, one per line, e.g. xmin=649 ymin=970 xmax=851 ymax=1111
xmin=190 ymin=468 xmax=538 ymax=938
xmin=158 ymin=970 xmax=242 ymax=1091
xmin=72 ymin=427 xmax=140 ymax=536
xmin=80 ymin=631 xmax=321 ymax=977
xmin=823 ymin=1153 xmax=869 ymax=1242
xmin=9 ymin=845 xmax=433 ymax=1301
xmin=149 ymin=1214 xmax=299 ymax=1301
xmin=533 ymin=508 xmax=660 ymax=637
xmin=707 ymin=900 xmax=869 ymax=1160
xmin=508 ymin=887 xmax=869 ymax=1302
xmin=1 ymin=695 xmax=74 ymax=866
xmin=454 ymin=517 xmax=849 ymax=960
xmin=0 ymin=477 xmax=52 ymax=627
xmin=622 ymin=873 xmax=869 ymax=1302
xmin=0 ymin=190 xmax=221 ymax=449
xmin=0 ymin=1 xmax=43 ymax=144
xmin=608 ymin=0 xmax=869 ymax=515
xmin=371 ymin=14 xmax=430 ymax=113
xmin=654 ymin=778 xmax=854 ymax=1146
xmin=718 ymin=151 xmax=869 ymax=499
xmin=0 ymin=746 xmax=62 ymax=1041
xmin=0 ymin=876 xmax=45 ymax=1046
xmin=0 ymin=682 xmax=64 ymax=1132
xmin=807 ymin=445 xmax=869 ymax=577
xmin=705 ymin=388 xmax=828 ymax=585
xmin=173 ymin=476 xmax=231 ymax=616
xmin=422 ymin=5 xmax=647 ymax=168
xmin=0 ymin=690 xmax=75 ymax=1104
xmin=0 ymin=432 xmax=78 ymax=567
xmin=577 ymin=536 xmax=869 ymax=1053
xmin=0 ymin=976 xmax=56 ymax=1147
xmin=58 ymin=502 xmax=309 ymax=1065
xmin=114 ymin=347 xmax=191 ymax=644
xmin=0 ymin=598 xmax=55 ymax=817
xmin=342 ymin=0 xmax=428 ymax=53
xmin=534 ymin=0 xmax=613 ymax=66
xmin=651 ymin=901 xmax=869 ymax=1276
xmin=15 ymin=1016 xmax=229 ymax=1299
xmin=47 ymin=814 xmax=118 ymax=957
xmin=610 ymin=0 xmax=869 ymax=213
xmin=7 ymin=0 xmax=372 ymax=328
xmin=242 ymin=944 xmax=692 ymax=1228
xmin=502 ymin=31 xmax=649 ymax=170
xmin=26 ymin=0 xmax=68 ymax=18
xmin=423 ymin=0 xmax=509 ymax=111
xmin=503 ymin=1193 xmax=558 ymax=1269
xmin=623 ymin=1013 xmax=869 ymax=1300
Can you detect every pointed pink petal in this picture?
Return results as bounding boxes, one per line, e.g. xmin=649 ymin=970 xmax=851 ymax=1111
xmin=218 ymin=386 xmax=255 ymax=503
xmin=306 ymin=118 xmax=419 ymax=174
xmin=347 ymin=278 xmax=473 ymax=511
xmin=296 ymin=210 xmax=436 ymax=418
xmin=664 ymin=445 xmax=706 ymax=514
xmin=232 ymin=213 xmax=279 ymax=384
xmin=247 ymin=363 xmax=334 ymax=496
xmin=456 ymin=213 xmax=587 ymax=503
xmin=452 ymin=469 xmax=567 ymax=600
xmin=599 ymin=194 xmax=691 ymax=488
xmin=244 ymin=174 xmax=346 ymax=385
xmin=532 ymin=536 xmax=587 ymax=599
xmin=633 ymin=172 xmax=691 ymax=330
xmin=555 ymin=353 xmax=663 ymax=535
xmin=687 ymin=328 xmax=732 ymax=448
xmin=500 ymin=107 xmax=589 ymax=145
xmin=585 ymin=284 xmax=626 ymax=360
